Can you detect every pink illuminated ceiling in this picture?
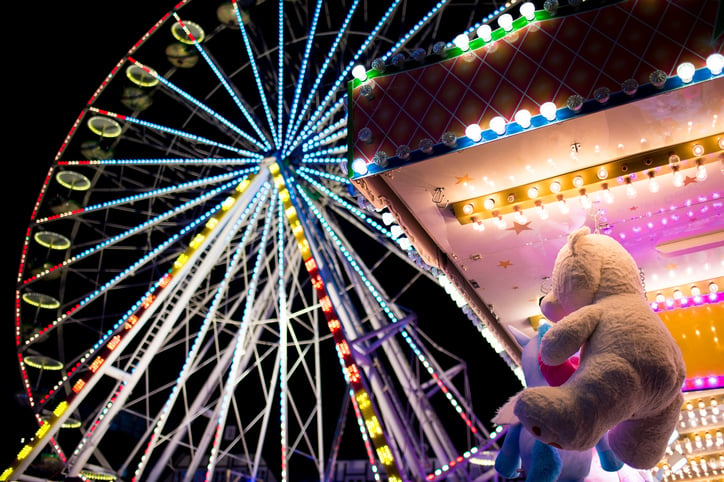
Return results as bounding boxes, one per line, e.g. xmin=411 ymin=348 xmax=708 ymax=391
xmin=349 ymin=0 xmax=724 ymax=369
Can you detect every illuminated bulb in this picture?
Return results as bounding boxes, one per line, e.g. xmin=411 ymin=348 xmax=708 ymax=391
xmin=677 ymin=62 xmax=696 ymax=83
xmin=693 ymin=144 xmax=705 ymax=156
xmin=656 ymin=293 xmax=665 ymax=304
xmin=696 ymin=160 xmax=708 ymax=181
xmin=672 ymin=166 xmax=684 ymax=187
xmin=520 ymin=2 xmax=536 ymax=20
xmin=390 ymin=225 xmax=404 ymax=238
xmin=351 ymin=158 xmax=368 ymax=175
xmin=573 ymin=176 xmax=584 ymax=188
xmin=625 ymin=177 xmax=637 ymax=199
xmin=557 ymin=195 xmax=569 ymax=214
xmin=381 ymin=212 xmax=395 ymax=225
xmin=691 ymin=285 xmax=701 ymax=296
xmin=601 ymin=183 xmax=614 ymax=204
xmin=462 ymin=203 xmax=475 ymax=215
xmin=494 ymin=215 xmax=507 ymax=229
xmin=710 ymin=281 xmax=719 ymax=293
xmin=465 ymin=123 xmax=482 ymax=142
xmin=514 ymin=208 xmax=528 ymax=224
xmin=489 ymin=116 xmax=506 ymax=135
xmin=673 ymin=289 xmax=683 ymax=300
xmin=648 ymin=171 xmax=659 ymax=193
xmin=515 ymin=109 xmax=532 ymax=128
xmin=453 ymin=33 xmax=470 ymax=51
xmin=597 ymin=166 xmax=608 ymax=180
xmin=669 ymin=152 xmax=681 ymax=165
xmin=549 ymin=181 xmax=561 ymax=193
xmin=540 ymin=102 xmax=557 ymax=121
xmin=527 ymin=186 xmax=539 ymax=198
xmin=707 ymin=53 xmax=724 ymax=75
xmin=579 ymin=190 xmax=592 ymax=209
xmin=472 ymin=219 xmax=485 ymax=231
xmin=535 ymin=201 xmax=548 ymax=219
xmin=477 ymin=24 xmax=492 ymax=42
xmin=498 ymin=13 xmax=513 ymax=31
xmin=483 ymin=198 xmax=496 ymax=210
xmin=352 ymin=64 xmax=368 ymax=82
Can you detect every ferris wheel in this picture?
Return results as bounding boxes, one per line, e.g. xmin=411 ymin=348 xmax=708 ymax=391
xmin=6 ymin=0 xmax=520 ymax=480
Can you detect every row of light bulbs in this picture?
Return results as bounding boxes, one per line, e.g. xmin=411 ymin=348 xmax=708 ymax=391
xmin=651 ymin=282 xmax=720 ymax=311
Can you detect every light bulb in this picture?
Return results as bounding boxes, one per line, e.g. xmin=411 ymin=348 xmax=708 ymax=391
xmin=549 ymin=180 xmax=561 ymax=193
xmin=382 ymin=212 xmax=395 ymax=225
xmin=453 ymin=33 xmax=470 ymax=51
xmin=498 ymin=13 xmax=513 ymax=32
xmin=527 ymin=186 xmax=539 ymax=198
xmin=602 ymin=184 xmax=614 ymax=204
xmin=514 ymin=209 xmax=528 ymax=224
xmin=573 ymin=176 xmax=584 ymax=188
xmin=692 ymin=144 xmax=705 ymax=156
xmin=390 ymin=225 xmax=404 ymax=238
xmin=352 ymin=64 xmax=368 ymax=81
xmin=625 ymin=177 xmax=637 ymax=199
xmin=494 ymin=215 xmax=507 ymax=229
xmin=473 ymin=219 xmax=485 ymax=231
xmin=557 ymin=195 xmax=569 ymax=214
xmin=709 ymin=281 xmax=719 ymax=293
xmin=672 ymin=166 xmax=684 ymax=187
xmin=514 ymin=109 xmax=532 ymax=128
xmin=477 ymin=24 xmax=492 ymax=42
xmin=483 ymin=198 xmax=496 ymax=210
xmin=489 ymin=116 xmax=506 ymax=135
xmin=520 ymin=2 xmax=536 ymax=20
xmin=465 ymin=123 xmax=482 ymax=142
xmin=351 ymin=158 xmax=368 ymax=175
xmin=648 ymin=172 xmax=660 ymax=193
xmin=597 ymin=166 xmax=608 ymax=179
xmin=706 ymin=53 xmax=724 ymax=75
xmin=696 ymin=161 xmax=708 ymax=181
xmin=462 ymin=203 xmax=475 ymax=215
xmin=540 ymin=101 xmax=557 ymax=121
xmin=535 ymin=201 xmax=548 ymax=219
xmin=677 ymin=62 xmax=695 ymax=83
xmin=691 ymin=285 xmax=701 ymax=296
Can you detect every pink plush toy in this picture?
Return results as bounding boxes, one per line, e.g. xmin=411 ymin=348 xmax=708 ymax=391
xmin=515 ymin=226 xmax=686 ymax=469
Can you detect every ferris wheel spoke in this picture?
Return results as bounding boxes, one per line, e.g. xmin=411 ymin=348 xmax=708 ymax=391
xmin=88 ymin=107 xmax=264 ymax=159
xmin=286 ymin=95 xmax=347 ymax=157
xmin=127 ymin=57 xmax=268 ymax=151
xmin=379 ymin=0 xmax=451 ymax=62
xmin=283 ymin=0 xmax=324 ymax=153
xmin=232 ymin=0 xmax=280 ymax=149
xmin=284 ymin=0 xmax=361 ymax=147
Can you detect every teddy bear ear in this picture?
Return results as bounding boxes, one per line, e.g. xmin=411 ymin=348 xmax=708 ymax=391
xmin=567 ymin=225 xmax=591 ymax=253
xmin=507 ymin=325 xmax=531 ymax=347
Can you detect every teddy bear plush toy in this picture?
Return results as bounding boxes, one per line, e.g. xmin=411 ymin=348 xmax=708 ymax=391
xmin=514 ymin=226 xmax=686 ymax=469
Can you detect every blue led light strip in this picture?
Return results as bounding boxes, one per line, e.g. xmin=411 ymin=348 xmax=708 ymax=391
xmin=290 ymin=0 xmax=403 ymax=151
xmin=169 ymin=14 xmax=271 ymax=150
xmin=232 ymin=0 xmax=280 ymax=149
xmin=22 ymin=180 xmax=249 ymax=347
xmin=302 ymin=118 xmax=347 ymax=151
xmin=88 ymin=107 xmax=265 ymax=160
xmin=277 ymin=0 xmax=285 ymax=146
xmin=276 ymin=192 xmax=289 ymax=482
xmin=300 ymin=156 xmax=344 ymax=165
xmin=287 ymin=97 xmax=346 ymax=156
xmin=133 ymin=184 xmax=270 ymax=481
xmin=129 ymin=57 xmax=267 ymax=150
xmin=283 ymin=0 xmax=324 ymax=152
xmin=33 ymin=169 xmax=256 ymax=225
xmin=284 ymin=0 xmax=361 ymax=148
xmin=380 ymin=0 xmax=449 ymax=62
xmin=59 ymin=157 xmax=256 ymax=166
xmin=206 ymin=185 xmax=275 ymax=480
xmin=296 ymin=166 xmax=349 ymax=185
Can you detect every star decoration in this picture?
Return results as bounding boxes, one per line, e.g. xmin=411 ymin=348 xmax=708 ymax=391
xmin=683 ymin=175 xmax=698 ymax=186
xmin=630 ymin=205 xmax=638 ymax=211
xmin=498 ymin=260 xmax=512 ymax=268
xmin=456 ymin=174 xmax=474 ymax=185
xmin=507 ymin=221 xmax=533 ymax=234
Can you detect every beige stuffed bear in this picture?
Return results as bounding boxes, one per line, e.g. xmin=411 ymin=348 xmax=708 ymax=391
xmin=514 ymin=226 xmax=686 ymax=469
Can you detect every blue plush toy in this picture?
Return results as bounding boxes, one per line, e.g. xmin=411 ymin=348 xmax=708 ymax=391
xmin=493 ymin=324 xmax=623 ymax=481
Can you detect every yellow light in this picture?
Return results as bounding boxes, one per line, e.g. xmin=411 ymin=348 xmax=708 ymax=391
xmin=221 ymin=197 xmax=235 ymax=211
xmin=53 ymin=401 xmax=68 ymax=417
xmin=365 ymin=416 xmax=383 ymax=436
xmin=377 ymin=445 xmax=394 ymax=465
xmin=174 ymin=253 xmax=189 ymax=270
xmin=356 ymin=392 xmax=371 ymax=409
xmin=205 ymin=217 xmax=219 ymax=230
xmin=17 ymin=445 xmax=33 ymax=461
xmin=190 ymin=234 xmax=205 ymax=249
xmin=36 ymin=422 xmax=50 ymax=438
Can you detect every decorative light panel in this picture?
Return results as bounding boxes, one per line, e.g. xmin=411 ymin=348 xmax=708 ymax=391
xmin=452 ymin=135 xmax=723 ymax=225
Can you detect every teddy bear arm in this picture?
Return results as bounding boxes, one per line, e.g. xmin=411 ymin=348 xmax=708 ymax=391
xmin=540 ymin=304 xmax=603 ymax=365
